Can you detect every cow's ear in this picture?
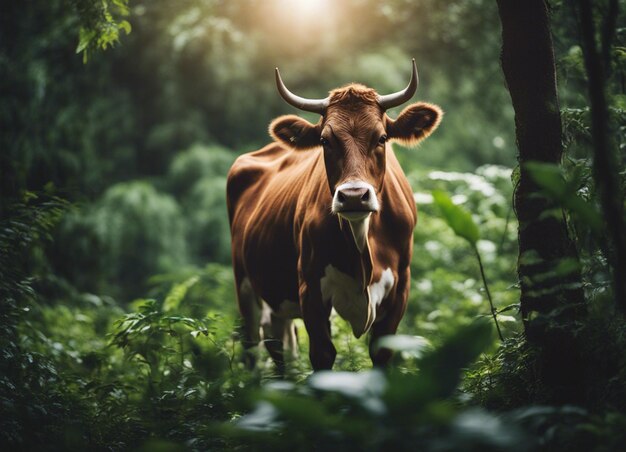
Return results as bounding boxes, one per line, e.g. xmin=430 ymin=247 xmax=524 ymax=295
xmin=269 ymin=115 xmax=321 ymax=150
xmin=387 ymin=102 xmax=442 ymax=146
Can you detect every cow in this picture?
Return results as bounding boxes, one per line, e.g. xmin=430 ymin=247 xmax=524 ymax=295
xmin=227 ymin=60 xmax=442 ymax=372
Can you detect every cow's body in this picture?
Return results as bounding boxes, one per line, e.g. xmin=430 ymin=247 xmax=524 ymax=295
xmin=227 ymin=63 xmax=441 ymax=371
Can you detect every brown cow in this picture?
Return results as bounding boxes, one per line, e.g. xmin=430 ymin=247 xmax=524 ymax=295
xmin=227 ymin=60 xmax=442 ymax=372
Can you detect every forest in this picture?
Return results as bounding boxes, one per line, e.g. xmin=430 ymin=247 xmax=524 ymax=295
xmin=1 ymin=0 xmax=625 ymax=450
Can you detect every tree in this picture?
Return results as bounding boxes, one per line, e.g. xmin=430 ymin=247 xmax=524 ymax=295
xmin=574 ymin=0 xmax=626 ymax=313
xmin=496 ymin=0 xmax=587 ymax=403
xmin=496 ymin=0 xmax=585 ymax=322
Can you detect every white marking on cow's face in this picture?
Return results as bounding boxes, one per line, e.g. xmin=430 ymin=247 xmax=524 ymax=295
xmin=320 ymin=265 xmax=395 ymax=338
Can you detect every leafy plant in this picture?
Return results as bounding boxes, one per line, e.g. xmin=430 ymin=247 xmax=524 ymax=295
xmin=432 ymin=190 xmax=505 ymax=340
xmin=73 ymin=0 xmax=132 ymax=62
xmin=525 ymin=161 xmax=602 ymax=234
xmin=111 ymin=276 xmax=233 ymax=395
xmin=92 ymin=181 xmax=188 ymax=298
xmin=226 ymin=321 xmax=533 ymax=451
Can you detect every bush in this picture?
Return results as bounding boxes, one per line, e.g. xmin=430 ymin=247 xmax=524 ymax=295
xmin=167 ymin=144 xmax=235 ymax=264
xmin=184 ymin=177 xmax=232 ymax=264
xmin=404 ymin=165 xmax=520 ymax=344
xmin=167 ymin=144 xmax=235 ymax=197
xmin=92 ymin=181 xmax=188 ymax=299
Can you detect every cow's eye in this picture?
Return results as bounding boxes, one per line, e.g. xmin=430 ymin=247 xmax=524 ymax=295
xmin=320 ymin=137 xmax=329 ymax=146
xmin=378 ymin=135 xmax=388 ymax=145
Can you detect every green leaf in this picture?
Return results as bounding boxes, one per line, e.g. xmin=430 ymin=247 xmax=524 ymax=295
xmin=525 ymin=161 xmax=602 ymax=233
xmin=119 ymin=20 xmax=132 ymax=35
xmin=418 ymin=319 xmax=493 ymax=396
xmin=525 ymin=162 xmax=566 ymax=196
xmin=308 ymin=370 xmax=386 ymax=399
xmin=76 ymin=28 xmax=95 ymax=54
xmin=374 ymin=335 xmax=431 ymax=358
xmin=432 ymin=190 xmax=480 ymax=245
xmin=190 ymin=329 xmax=208 ymax=338
xmin=385 ymin=320 xmax=493 ymax=409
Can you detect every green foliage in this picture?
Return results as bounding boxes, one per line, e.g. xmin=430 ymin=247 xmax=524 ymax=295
xmin=525 ymin=161 xmax=602 ymax=233
xmin=227 ymin=322 xmax=532 ymax=451
xmin=167 ymin=144 xmax=236 ymax=264
xmin=111 ymin=298 xmax=224 ymax=392
xmin=407 ymin=166 xmax=518 ymax=344
xmin=98 ymin=181 xmax=187 ymax=290
xmin=47 ymin=206 xmax=108 ymax=295
xmin=432 ymin=187 xmax=505 ymax=340
xmin=3 ymin=0 xmax=626 ymax=450
xmin=432 ymin=189 xmax=480 ymax=245
xmin=73 ymin=0 xmax=132 ymax=62
xmin=1 ymin=259 xmax=246 ymax=450
xmin=2 ymin=174 xmax=623 ymax=451
xmin=0 ymin=194 xmax=73 ymax=448
xmin=184 ymin=177 xmax=232 ymax=263
xmin=465 ymin=317 xmax=626 ymax=448
xmin=167 ymin=144 xmax=235 ymax=197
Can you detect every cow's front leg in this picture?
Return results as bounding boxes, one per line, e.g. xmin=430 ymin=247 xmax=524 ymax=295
xmin=369 ymin=267 xmax=410 ymax=367
xmin=300 ymin=281 xmax=336 ymax=370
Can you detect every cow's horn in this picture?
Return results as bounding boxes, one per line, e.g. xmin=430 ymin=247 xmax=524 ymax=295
xmin=377 ymin=59 xmax=419 ymax=110
xmin=275 ymin=67 xmax=329 ymax=114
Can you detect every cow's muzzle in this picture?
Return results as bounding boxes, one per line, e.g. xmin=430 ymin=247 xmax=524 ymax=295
xmin=332 ymin=181 xmax=379 ymax=219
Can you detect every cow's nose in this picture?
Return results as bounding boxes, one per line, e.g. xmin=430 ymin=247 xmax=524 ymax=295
xmin=333 ymin=182 xmax=379 ymax=214
xmin=337 ymin=187 xmax=369 ymax=204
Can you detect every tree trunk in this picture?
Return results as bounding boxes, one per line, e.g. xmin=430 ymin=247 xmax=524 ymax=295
xmin=496 ymin=1 xmax=588 ymax=403
xmin=575 ymin=0 xmax=626 ymax=314
xmin=496 ymin=0 xmax=586 ymax=324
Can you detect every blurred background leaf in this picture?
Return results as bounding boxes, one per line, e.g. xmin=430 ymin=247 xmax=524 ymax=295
xmin=432 ymin=189 xmax=480 ymax=245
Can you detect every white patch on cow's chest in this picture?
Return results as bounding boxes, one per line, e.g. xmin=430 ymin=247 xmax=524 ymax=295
xmin=368 ymin=268 xmax=395 ymax=308
xmin=320 ymin=265 xmax=395 ymax=338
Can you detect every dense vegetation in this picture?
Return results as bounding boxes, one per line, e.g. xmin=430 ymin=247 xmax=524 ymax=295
xmin=1 ymin=0 xmax=624 ymax=450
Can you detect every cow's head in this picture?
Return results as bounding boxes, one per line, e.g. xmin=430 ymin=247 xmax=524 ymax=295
xmin=270 ymin=60 xmax=442 ymax=246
